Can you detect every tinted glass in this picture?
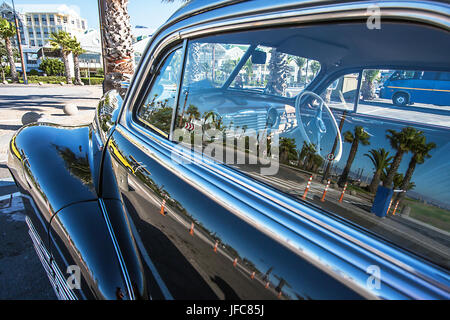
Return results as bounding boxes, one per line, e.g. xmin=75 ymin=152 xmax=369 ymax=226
xmin=173 ymin=26 xmax=450 ymax=269
xmin=137 ymin=48 xmax=183 ymax=136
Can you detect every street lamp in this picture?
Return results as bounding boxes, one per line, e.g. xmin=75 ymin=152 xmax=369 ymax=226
xmin=11 ymin=0 xmax=27 ymax=84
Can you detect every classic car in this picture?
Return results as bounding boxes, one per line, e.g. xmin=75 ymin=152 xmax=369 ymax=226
xmin=7 ymin=0 xmax=450 ymax=300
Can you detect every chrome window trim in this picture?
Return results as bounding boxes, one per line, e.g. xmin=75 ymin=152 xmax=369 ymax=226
xmin=116 ymin=1 xmax=450 ymax=299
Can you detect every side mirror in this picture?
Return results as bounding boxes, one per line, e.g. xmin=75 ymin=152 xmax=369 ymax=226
xmin=252 ymin=50 xmax=267 ymax=64
xmin=95 ymin=90 xmax=123 ymax=142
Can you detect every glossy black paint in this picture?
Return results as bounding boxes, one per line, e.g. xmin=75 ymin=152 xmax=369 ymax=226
xmin=7 ymin=122 xmax=146 ymax=300
xmin=6 ymin=0 xmax=450 ymax=300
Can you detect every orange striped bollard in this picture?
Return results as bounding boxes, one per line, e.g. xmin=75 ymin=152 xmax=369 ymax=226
xmin=302 ymin=175 xmax=313 ymax=200
xmin=392 ymin=200 xmax=400 ymax=216
xmin=321 ymin=179 xmax=331 ymax=202
xmin=213 ymin=241 xmax=218 ymax=253
xmin=251 ymin=271 xmax=255 ymax=280
xmin=189 ymin=222 xmax=195 ymax=236
xmin=233 ymin=258 xmax=238 ymax=267
xmin=160 ymin=199 xmax=166 ymax=216
xmin=339 ymin=182 xmax=348 ymax=203
xmin=386 ymin=198 xmax=393 ymax=216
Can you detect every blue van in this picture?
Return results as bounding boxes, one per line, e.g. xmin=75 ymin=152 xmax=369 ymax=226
xmin=379 ymin=70 xmax=450 ymax=106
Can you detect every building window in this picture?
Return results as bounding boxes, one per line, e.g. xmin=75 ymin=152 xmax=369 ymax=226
xmin=34 ymin=14 xmax=39 ymax=24
xmin=38 ymin=40 xmax=43 ymax=47
xmin=81 ymin=20 xmax=85 ymax=29
xmin=41 ymin=15 xmax=47 ymax=25
xmin=57 ymin=16 xmax=61 ymax=24
xmin=49 ymin=15 xmax=54 ymax=25
xmin=63 ymin=17 xmax=68 ymax=24
xmin=30 ymin=40 xmax=35 ymax=46
xmin=27 ymin=15 xmax=31 ymax=23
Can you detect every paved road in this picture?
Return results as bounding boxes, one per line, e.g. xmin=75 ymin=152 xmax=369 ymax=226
xmin=0 ymin=84 xmax=101 ymax=299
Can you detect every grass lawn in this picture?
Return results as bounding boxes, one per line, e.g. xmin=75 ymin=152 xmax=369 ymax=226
xmin=403 ymin=199 xmax=450 ymax=232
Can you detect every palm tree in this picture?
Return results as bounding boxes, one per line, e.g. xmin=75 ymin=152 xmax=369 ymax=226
xmin=265 ymin=48 xmax=289 ymax=95
xmin=0 ymin=18 xmax=18 ymax=83
xmin=292 ymin=56 xmax=306 ymax=84
xmin=338 ymin=126 xmax=371 ymax=187
xmin=397 ymin=136 xmax=436 ymax=201
xmin=50 ymin=30 xmax=73 ymax=84
xmin=384 ymin=126 xmax=422 ymax=188
xmin=99 ymin=0 xmax=134 ymax=94
xmin=364 ymin=148 xmax=392 ymax=193
xmin=279 ymin=138 xmax=297 ymax=163
xmin=69 ymin=37 xmax=85 ymax=85
xmin=361 ymin=70 xmax=380 ymax=100
xmin=298 ymin=141 xmax=316 ymax=168
xmin=310 ymin=60 xmax=320 ymax=77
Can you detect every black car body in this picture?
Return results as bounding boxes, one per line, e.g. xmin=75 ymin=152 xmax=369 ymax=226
xmin=7 ymin=0 xmax=450 ymax=300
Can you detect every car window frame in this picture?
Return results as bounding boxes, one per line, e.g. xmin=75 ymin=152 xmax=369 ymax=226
xmin=132 ymin=42 xmax=187 ymax=139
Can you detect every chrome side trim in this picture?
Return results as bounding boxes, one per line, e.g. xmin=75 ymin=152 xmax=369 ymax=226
xmin=25 ymin=216 xmax=77 ymax=300
xmin=98 ymin=198 xmax=136 ymax=300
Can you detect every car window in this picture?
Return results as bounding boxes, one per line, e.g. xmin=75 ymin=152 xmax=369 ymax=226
xmin=172 ymin=26 xmax=450 ymax=270
xmin=323 ymin=73 xmax=360 ymax=111
xmin=137 ymin=48 xmax=183 ymax=136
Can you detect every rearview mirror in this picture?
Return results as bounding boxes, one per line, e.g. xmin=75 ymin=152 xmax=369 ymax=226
xmin=252 ymin=50 xmax=267 ymax=64
xmin=96 ymin=90 xmax=123 ymax=142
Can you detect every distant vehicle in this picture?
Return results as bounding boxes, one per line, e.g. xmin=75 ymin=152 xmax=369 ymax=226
xmin=379 ymin=70 xmax=450 ymax=107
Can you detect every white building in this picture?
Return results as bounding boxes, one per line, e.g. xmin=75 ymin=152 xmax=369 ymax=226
xmin=16 ymin=4 xmax=88 ymax=48
xmin=1 ymin=2 xmax=95 ymax=74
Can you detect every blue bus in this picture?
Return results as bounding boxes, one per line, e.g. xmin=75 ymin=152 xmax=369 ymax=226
xmin=379 ymin=70 xmax=450 ymax=107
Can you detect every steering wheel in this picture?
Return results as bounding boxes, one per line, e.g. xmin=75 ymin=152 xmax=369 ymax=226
xmin=294 ymin=91 xmax=343 ymax=162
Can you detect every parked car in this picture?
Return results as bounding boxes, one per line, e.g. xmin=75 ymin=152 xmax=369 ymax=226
xmin=7 ymin=0 xmax=450 ymax=300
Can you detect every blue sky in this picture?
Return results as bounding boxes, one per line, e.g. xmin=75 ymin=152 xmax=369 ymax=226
xmin=10 ymin=0 xmax=185 ymax=31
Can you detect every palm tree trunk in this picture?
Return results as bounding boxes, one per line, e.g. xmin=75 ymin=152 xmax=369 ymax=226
xmin=338 ymin=140 xmax=359 ymax=186
xmin=62 ymin=51 xmax=72 ymax=84
xmin=384 ymin=151 xmax=404 ymax=188
xmin=100 ymin=0 xmax=134 ymax=95
xmin=369 ymin=169 xmax=382 ymax=193
xmin=73 ymin=54 xmax=82 ymax=85
xmin=397 ymin=157 xmax=417 ymax=202
xmin=5 ymin=37 xmax=18 ymax=83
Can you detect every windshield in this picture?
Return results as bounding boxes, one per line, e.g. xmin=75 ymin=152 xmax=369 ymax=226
xmin=183 ymin=41 xmax=321 ymax=98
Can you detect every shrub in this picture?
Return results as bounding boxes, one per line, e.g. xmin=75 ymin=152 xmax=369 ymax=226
xmin=28 ymin=69 xmax=39 ymax=76
xmin=81 ymin=77 xmax=104 ymax=85
xmin=39 ymin=58 xmax=65 ymax=76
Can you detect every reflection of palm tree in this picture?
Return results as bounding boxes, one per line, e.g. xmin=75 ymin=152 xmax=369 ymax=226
xmin=384 ymin=127 xmax=422 ymax=187
xmin=279 ymin=137 xmax=297 ymax=163
xmin=186 ymin=104 xmax=200 ymax=120
xmin=364 ymin=148 xmax=392 ymax=193
xmin=56 ymin=146 xmax=92 ymax=185
xmin=338 ymin=126 xmax=370 ymax=187
xmin=298 ymin=141 xmax=316 ymax=169
xmin=397 ymin=136 xmax=435 ymax=201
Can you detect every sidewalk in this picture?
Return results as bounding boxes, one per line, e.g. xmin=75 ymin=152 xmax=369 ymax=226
xmin=0 ymin=83 xmax=102 ymax=166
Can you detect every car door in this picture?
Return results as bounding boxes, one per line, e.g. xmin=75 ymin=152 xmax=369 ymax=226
xmin=103 ymin=19 xmax=450 ymax=299
xmin=104 ymin=41 xmax=367 ymax=299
